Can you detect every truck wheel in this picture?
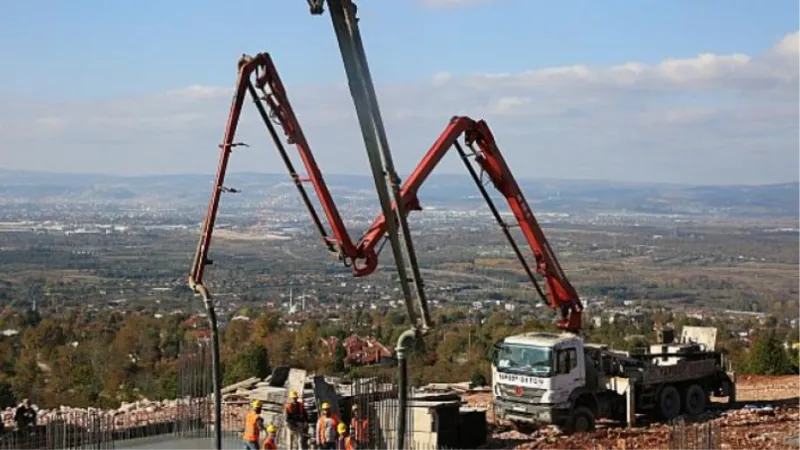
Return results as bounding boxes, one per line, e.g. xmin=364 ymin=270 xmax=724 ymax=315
xmin=683 ymin=384 xmax=707 ymax=416
xmin=657 ymin=385 xmax=681 ymax=420
xmin=511 ymin=421 xmax=537 ymax=434
xmin=562 ymin=406 xmax=596 ymax=434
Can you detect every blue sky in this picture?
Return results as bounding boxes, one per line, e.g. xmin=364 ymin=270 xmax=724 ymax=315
xmin=1 ymin=0 xmax=796 ymax=99
xmin=0 ymin=1 xmax=797 ymax=184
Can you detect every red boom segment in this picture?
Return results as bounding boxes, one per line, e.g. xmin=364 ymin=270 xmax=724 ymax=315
xmin=254 ymin=53 xmax=359 ymax=261
xmin=189 ymin=52 xmax=368 ymax=291
xmin=353 ymin=116 xmax=583 ymax=331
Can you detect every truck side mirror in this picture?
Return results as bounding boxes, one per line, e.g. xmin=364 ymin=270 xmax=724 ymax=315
xmin=490 ymin=343 xmax=500 ymax=361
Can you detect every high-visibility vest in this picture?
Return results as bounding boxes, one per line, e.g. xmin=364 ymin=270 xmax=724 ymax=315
xmin=262 ymin=436 xmax=277 ymax=450
xmin=350 ymin=417 xmax=369 ymax=442
xmin=337 ymin=435 xmax=354 ymax=450
xmin=285 ymin=401 xmax=306 ymax=417
xmin=243 ymin=411 xmax=262 ymax=442
xmin=316 ymin=414 xmax=339 ymax=444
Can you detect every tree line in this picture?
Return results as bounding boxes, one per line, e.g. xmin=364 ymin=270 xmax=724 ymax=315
xmin=0 ymin=304 xmax=796 ymax=410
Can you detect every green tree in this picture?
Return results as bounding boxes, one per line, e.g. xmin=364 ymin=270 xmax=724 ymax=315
xmin=0 ymin=375 xmax=15 ymax=409
xmin=253 ymin=313 xmax=282 ymax=342
xmin=11 ymin=352 xmax=45 ymax=405
xmin=329 ymin=341 xmax=346 ymax=374
xmin=157 ymin=366 xmax=179 ymax=400
xmin=469 ymin=371 xmax=487 ymax=388
xmin=20 ymin=309 xmax=41 ymax=328
xmin=223 ymin=344 xmax=271 ymax=385
xmin=746 ymin=331 xmax=794 ymax=375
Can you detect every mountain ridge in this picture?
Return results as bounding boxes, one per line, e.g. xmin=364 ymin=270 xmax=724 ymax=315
xmin=1 ymin=169 xmax=797 ymax=218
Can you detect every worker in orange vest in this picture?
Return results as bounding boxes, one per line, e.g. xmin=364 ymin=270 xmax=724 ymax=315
xmin=336 ymin=423 xmax=355 ymax=450
xmin=285 ymin=390 xmax=309 ymax=449
xmin=262 ymin=424 xmax=278 ymax=450
xmin=349 ymin=404 xmax=369 ymax=447
xmin=285 ymin=391 xmax=308 ymax=421
xmin=316 ymin=402 xmax=338 ymax=449
xmin=243 ymin=400 xmax=266 ymax=450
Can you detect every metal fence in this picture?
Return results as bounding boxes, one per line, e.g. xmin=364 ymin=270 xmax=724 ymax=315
xmin=349 ymin=375 xmax=406 ymax=450
xmin=0 ymin=339 xmax=217 ymax=450
xmin=0 ymin=342 xmax=465 ymax=450
xmin=0 ymin=410 xmax=115 ymax=450
xmin=668 ymin=416 xmax=719 ymax=450
xmin=175 ymin=338 xmax=213 ymax=439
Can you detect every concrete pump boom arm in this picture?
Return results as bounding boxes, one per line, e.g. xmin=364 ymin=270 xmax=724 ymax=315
xmin=354 ymin=116 xmax=585 ymax=332
xmin=187 ymin=61 xmax=583 ymax=332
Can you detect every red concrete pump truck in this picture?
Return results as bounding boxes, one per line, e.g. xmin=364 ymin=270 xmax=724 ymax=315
xmin=188 ymin=0 xmax=733 ymax=439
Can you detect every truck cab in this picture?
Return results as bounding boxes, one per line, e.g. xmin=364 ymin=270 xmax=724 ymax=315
xmin=491 ymin=332 xmax=593 ymax=431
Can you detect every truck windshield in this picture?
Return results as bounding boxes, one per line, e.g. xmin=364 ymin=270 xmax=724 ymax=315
xmin=493 ymin=343 xmax=553 ymax=377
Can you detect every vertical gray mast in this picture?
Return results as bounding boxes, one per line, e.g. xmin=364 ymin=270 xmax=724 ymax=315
xmin=310 ymin=0 xmax=432 ymax=331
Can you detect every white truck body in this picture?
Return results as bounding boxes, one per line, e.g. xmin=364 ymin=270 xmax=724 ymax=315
xmin=491 ymin=331 xmax=735 ymax=432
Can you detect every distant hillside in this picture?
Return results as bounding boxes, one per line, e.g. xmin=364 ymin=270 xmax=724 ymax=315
xmin=0 ymin=169 xmax=797 ymax=218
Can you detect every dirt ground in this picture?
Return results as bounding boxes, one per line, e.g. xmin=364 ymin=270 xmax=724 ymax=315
xmin=465 ymin=375 xmax=800 ymax=450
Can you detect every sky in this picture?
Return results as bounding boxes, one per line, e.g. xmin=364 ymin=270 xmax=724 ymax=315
xmin=0 ymin=0 xmax=798 ymax=185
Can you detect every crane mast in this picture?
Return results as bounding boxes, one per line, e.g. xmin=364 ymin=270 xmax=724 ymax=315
xmin=316 ymin=0 xmax=433 ymax=332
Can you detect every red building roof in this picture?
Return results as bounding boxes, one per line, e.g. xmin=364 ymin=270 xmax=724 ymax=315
xmin=318 ymin=334 xmax=393 ymax=366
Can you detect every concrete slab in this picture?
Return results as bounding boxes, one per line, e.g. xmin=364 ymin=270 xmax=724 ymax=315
xmin=283 ymin=368 xmax=308 ymax=449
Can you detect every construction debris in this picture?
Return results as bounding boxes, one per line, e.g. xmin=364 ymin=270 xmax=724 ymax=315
xmin=466 ymin=375 xmax=800 ymax=450
xmin=1 ymin=372 xmax=794 ymax=450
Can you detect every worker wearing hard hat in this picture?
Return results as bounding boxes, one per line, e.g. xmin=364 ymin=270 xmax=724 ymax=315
xmin=336 ymin=422 xmax=355 ymax=450
xmin=316 ymin=402 xmax=339 ymax=449
xmin=284 ymin=390 xmax=309 ymax=448
xmin=349 ymin=404 xmax=369 ymax=447
xmin=261 ymin=424 xmax=278 ymax=450
xmin=243 ymin=400 xmax=266 ymax=450
xmin=285 ymin=390 xmax=309 ymax=424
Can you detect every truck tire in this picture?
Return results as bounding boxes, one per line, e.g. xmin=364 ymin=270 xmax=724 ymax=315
xmin=511 ymin=421 xmax=537 ymax=434
xmin=683 ymin=383 xmax=707 ymax=416
xmin=657 ymin=385 xmax=681 ymax=420
xmin=562 ymin=406 xmax=596 ymax=434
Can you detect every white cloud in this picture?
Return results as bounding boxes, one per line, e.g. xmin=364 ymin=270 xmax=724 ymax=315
xmin=431 ymin=71 xmax=453 ymax=85
xmin=0 ymin=30 xmax=797 ymax=185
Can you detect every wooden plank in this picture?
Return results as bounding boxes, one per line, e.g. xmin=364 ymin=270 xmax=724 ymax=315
xmin=221 ymin=376 xmax=260 ymax=394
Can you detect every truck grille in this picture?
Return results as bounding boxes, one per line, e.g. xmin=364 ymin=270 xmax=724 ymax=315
xmin=498 ymin=384 xmax=546 ymax=403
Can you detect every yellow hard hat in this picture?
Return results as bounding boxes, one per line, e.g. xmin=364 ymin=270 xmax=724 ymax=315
xmin=266 ymin=424 xmax=277 ymax=434
xmin=337 ymin=423 xmax=347 ymax=434
xmin=251 ymin=400 xmax=263 ymax=409
xmin=289 ymin=390 xmax=298 ymax=399
xmin=321 ymin=402 xmax=330 ymax=410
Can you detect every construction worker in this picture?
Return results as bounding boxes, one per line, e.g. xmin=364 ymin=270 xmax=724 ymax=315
xmin=349 ymin=404 xmax=369 ymax=447
xmin=285 ymin=390 xmax=309 ymax=423
xmin=336 ymin=423 xmax=355 ymax=450
xmin=14 ymin=399 xmax=36 ymax=430
xmin=284 ymin=390 xmax=309 ymax=449
xmin=316 ymin=402 xmax=338 ymax=450
xmin=243 ymin=400 xmax=266 ymax=450
xmin=262 ymin=424 xmax=278 ymax=450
